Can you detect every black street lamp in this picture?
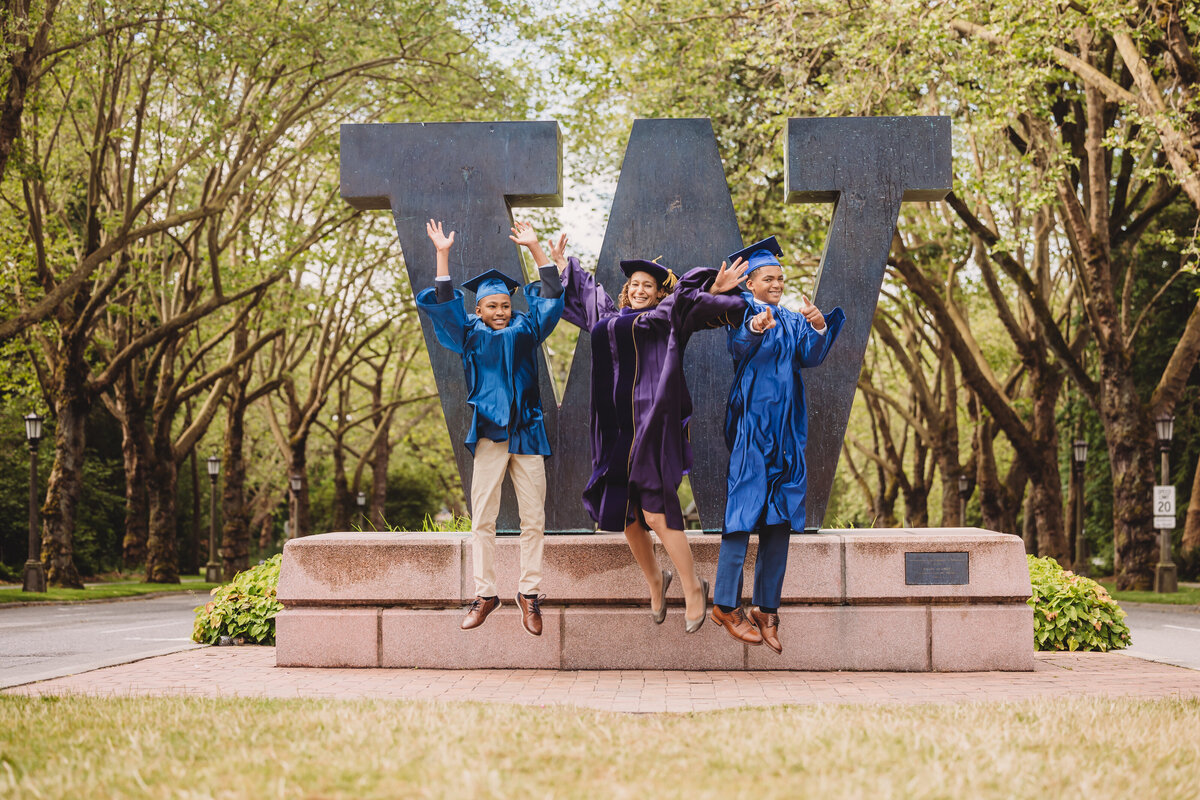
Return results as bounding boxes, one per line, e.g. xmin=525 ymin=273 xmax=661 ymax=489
xmin=205 ymin=455 xmax=221 ymax=583
xmin=356 ymin=490 xmax=367 ymax=529
xmin=1154 ymin=413 xmax=1177 ymax=593
xmin=22 ymin=413 xmax=46 ymax=593
xmin=957 ymin=474 xmax=970 ymax=525
xmin=289 ymin=473 xmax=303 ymax=539
xmin=1072 ymin=439 xmax=1089 ymax=576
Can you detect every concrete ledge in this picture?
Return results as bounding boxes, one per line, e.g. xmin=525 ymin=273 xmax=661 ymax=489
xmin=746 ymin=606 xmax=930 ymax=671
xmin=931 ymin=605 xmax=1036 ymax=671
xmin=275 ymin=608 xmax=380 ymax=667
xmin=276 ymin=528 xmax=1035 ymax=671
xmin=381 ymin=608 xmax=562 ymax=669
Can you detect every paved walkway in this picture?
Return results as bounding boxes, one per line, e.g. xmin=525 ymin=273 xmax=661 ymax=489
xmin=6 ymin=647 xmax=1200 ymax=712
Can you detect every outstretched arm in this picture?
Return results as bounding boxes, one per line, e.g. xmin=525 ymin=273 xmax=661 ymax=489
xmin=427 ymin=219 xmax=456 ymax=303
xmin=510 ymin=220 xmax=563 ymax=299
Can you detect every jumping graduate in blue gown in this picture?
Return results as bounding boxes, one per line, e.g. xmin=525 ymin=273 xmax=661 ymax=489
xmin=710 ymin=236 xmax=846 ymax=654
xmin=415 ymin=219 xmax=564 ymax=638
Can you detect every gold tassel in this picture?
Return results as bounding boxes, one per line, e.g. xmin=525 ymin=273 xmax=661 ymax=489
xmin=663 ymin=268 xmax=678 ymax=290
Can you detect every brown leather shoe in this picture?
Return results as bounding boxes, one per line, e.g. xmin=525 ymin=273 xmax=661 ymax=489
xmin=516 ymin=593 xmax=544 ymax=637
xmin=461 ymin=596 xmax=500 ymax=630
xmin=711 ymin=605 xmax=763 ymax=645
xmin=750 ymin=607 xmax=782 ymax=654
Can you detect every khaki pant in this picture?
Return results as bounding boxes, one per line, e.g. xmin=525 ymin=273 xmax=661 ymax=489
xmin=469 ymin=438 xmax=546 ymax=597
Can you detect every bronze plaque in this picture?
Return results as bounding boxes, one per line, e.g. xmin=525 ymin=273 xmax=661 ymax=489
xmin=905 ymin=552 xmax=969 ymax=585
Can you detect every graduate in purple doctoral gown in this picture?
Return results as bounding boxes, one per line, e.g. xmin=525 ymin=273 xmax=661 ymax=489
xmin=549 ymin=234 xmax=748 ymax=633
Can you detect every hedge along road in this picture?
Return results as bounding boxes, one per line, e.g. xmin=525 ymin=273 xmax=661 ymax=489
xmin=0 ymin=593 xmax=206 ymax=689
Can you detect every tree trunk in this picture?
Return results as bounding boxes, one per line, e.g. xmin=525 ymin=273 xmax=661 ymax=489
xmin=1182 ymin=449 xmax=1200 ymax=559
xmin=331 ymin=440 xmax=350 ymax=531
xmin=221 ymin=392 xmax=251 ymax=580
xmin=370 ymin=429 xmax=390 ymax=530
xmin=290 ymin=439 xmax=311 ymax=537
xmin=117 ymin=396 xmax=151 ymax=570
xmin=1102 ymin=371 xmax=1158 ymax=590
xmin=144 ymin=432 xmax=180 ymax=583
xmin=1022 ymin=491 xmax=1037 ymax=555
xmin=40 ymin=365 xmax=88 ymax=588
xmin=1029 ymin=367 xmax=1069 ymax=562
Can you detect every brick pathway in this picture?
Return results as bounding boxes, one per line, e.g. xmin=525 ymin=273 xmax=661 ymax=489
xmin=6 ymin=647 xmax=1200 ymax=712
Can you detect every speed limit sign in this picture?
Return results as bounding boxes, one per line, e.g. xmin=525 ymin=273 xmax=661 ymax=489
xmin=1154 ymin=486 xmax=1176 ymax=529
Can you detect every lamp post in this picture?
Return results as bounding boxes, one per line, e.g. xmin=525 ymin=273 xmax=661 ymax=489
xmin=356 ymin=491 xmax=367 ymax=529
xmin=289 ymin=473 xmax=302 ymax=539
xmin=205 ymin=455 xmax=222 ymax=582
xmin=957 ymin=474 xmax=970 ymax=525
xmin=1154 ymin=413 xmax=1177 ymax=593
xmin=1072 ymin=439 xmax=1089 ymax=576
xmin=22 ymin=413 xmax=46 ymax=593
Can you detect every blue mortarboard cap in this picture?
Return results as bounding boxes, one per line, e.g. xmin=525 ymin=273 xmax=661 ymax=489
xmin=461 ymin=269 xmax=520 ymax=300
xmin=619 ymin=258 xmax=675 ymax=287
xmin=727 ymin=236 xmax=783 ymax=275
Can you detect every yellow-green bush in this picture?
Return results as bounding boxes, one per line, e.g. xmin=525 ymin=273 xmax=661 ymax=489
xmin=1027 ymin=555 xmax=1130 ymax=652
xmin=192 ymin=555 xmax=282 ymax=645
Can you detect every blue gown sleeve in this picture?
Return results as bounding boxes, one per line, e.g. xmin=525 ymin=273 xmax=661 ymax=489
xmin=415 ymin=286 xmax=471 ymax=355
xmin=519 ymin=282 xmax=565 ymax=343
xmin=728 ymin=315 xmax=767 ymax=361
xmin=796 ymin=306 xmax=846 ymax=367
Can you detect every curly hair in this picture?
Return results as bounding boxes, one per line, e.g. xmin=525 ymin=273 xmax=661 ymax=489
xmin=618 ymin=278 xmax=671 ymax=309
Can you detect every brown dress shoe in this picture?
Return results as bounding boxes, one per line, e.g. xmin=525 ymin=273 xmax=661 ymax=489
xmin=711 ymin=605 xmax=763 ymax=645
xmin=461 ymin=596 xmax=500 ymax=630
xmin=750 ymin=607 xmax=782 ymax=654
xmin=516 ymin=593 xmax=544 ymax=637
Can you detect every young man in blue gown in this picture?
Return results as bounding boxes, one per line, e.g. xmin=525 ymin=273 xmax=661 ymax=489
xmin=711 ymin=236 xmax=846 ymax=654
xmin=415 ymin=220 xmax=563 ymax=636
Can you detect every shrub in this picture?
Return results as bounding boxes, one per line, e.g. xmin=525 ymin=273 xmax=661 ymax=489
xmin=192 ymin=555 xmax=283 ymax=645
xmin=1027 ymin=555 xmax=1131 ymax=652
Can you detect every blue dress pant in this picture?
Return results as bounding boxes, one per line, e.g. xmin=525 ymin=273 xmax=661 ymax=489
xmin=713 ymin=523 xmax=791 ymax=609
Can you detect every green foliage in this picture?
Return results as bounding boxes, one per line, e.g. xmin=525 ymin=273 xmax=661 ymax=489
xmin=192 ymin=556 xmax=283 ymax=645
xmin=1027 ymin=555 xmax=1130 ymax=652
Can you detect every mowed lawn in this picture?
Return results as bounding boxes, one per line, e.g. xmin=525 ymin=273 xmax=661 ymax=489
xmin=2 ymin=696 xmax=1199 ymax=798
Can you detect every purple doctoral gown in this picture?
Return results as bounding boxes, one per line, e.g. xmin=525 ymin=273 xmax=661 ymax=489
xmin=560 ymin=257 xmax=746 ymax=531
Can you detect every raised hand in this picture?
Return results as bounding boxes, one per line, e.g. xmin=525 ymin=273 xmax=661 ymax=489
xmin=749 ymin=307 xmax=776 ymax=334
xmin=799 ymin=294 xmax=825 ymax=330
xmin=710 ymin=257 xmax=749 ymax=295
xmin=508 ymin=220 xmax=539 ymax=249
xmin=426 ymin=219 xmax=455 ymax=252
xmin=548 ymin=233 xmax=569 ymax=272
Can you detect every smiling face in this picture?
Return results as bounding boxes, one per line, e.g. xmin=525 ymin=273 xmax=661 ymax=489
xmin=746 ymin=264 xmax=784 ymax=305
xmin=475 ymin=294 xmax=512 ymax=329
xmin=624 ymin=271 xmax=662 ymax=310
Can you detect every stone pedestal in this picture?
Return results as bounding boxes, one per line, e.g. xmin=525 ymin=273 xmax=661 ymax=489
xmin=276 ymin=529 xmax=1034 ymax=671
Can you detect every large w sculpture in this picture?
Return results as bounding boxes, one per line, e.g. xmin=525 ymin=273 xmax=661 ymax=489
xmin=340 ymin=117 xmax=951 ymax=533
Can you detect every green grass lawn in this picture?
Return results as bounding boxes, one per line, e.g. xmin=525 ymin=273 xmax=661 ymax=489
xmin=2 ymin=696 xmax=1199 ymax=798
xmin=1099 ymin=581 xmax=1200 ymax=606
xmin=0 ymin=577 xmax=219 ymax=604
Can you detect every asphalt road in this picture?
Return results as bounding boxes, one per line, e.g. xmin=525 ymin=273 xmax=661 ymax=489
xmin=0 ymin=592 xmax=206 ymax=689
xmin=1121 ymin=604 xmax=1200 ymax=671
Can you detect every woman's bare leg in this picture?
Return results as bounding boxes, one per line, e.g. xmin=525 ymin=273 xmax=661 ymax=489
xmin=623 ymin=520 xmax=664 ymax=612
xmin=642 ymin=510 xmax=705 ymax=621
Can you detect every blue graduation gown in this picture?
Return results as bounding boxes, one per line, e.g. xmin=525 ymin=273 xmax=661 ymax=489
xmin=415 ymin=282 xmax=563 ymax=455
xmin=723 ymin=295 xmax=846 ymax=533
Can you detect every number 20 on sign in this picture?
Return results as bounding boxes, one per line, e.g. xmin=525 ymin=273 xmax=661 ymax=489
xmin=1154 ymin=486 xmax=1176 ymax=530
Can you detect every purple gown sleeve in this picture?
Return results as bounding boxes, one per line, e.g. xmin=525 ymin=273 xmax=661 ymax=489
xmin=668 ymin=267 xmax=748 ymax=335
xmin=560 ymin=257 xmax=618 ymax=329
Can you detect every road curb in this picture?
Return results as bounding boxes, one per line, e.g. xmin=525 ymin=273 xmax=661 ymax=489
xmin=0 ymin=589 xmax=213 ymax=610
